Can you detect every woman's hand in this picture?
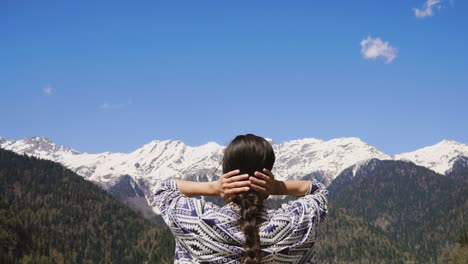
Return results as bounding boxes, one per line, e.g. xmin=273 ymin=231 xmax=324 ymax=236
xmin=250 ymin=168 xmax=276 ymax=199
xmin=217 ymin=169 xmax=251 ymax=202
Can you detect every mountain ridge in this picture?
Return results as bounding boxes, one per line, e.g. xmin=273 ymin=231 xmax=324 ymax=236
xmin=0 ymin=135 xmax=400 ymax=183
xmin=1 ymin=136 xmax=466 ymax=179
xmin=395 ymin=138 xmax=468 ymax=174
xmin=328 ymin=158 xmax=468 ymax=262
xmin=0 ymin=147 xmax=424 ymax=263
xmin=0 ymin=148 xmax=175 ymax=263
xmin=2 ymin=135 xmax=467 ymax=219
xmin=1 ymin=136 xmax=466 ymax=186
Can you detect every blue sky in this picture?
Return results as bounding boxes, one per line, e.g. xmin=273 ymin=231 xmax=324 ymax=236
xmin=1 ymin=0 xmax=467 ymax=155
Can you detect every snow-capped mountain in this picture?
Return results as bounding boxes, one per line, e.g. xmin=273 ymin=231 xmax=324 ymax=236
xmin=0 ymin=136 xmax=80 ymax=160
xmin=394 ymin=139 xmax=468 ymax=175
xmin=0 ymin=137 xmax=223 ymax=188
xmin=0 ymin=136 xmax=392 ymax=187
xmin=0 ymin=135 xmax=81 ymax=170
xmin=272 ymin=137 xmax=391 ymax=184
xmin=1 ymin=136 xmax=467 ymax=197
xmin=2 ymin=135 xmax=467 ymax=218
xmin=69 ymin=139 xmax=224 ymax=189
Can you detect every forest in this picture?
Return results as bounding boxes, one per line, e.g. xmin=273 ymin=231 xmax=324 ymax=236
xmin=1 ymin=148 xmax=467 ymax=263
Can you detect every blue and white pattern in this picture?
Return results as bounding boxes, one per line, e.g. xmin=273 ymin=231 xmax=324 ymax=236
xmin=154 ymin=180 xmax=328 ymax=264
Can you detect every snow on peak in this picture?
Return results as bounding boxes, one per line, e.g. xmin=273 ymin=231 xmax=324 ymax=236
xmin=193 ymin=141 xmax=222 ymax=150
xmin=437 ymin=139 xmax=463 ymax=146
xmin=28 ymin=136 xmax=52 ymax=143
xmin=351 ymin=159 xmax=375 ymax=177
xmin=4 ymin=134 xmax=468 ymax=216
xmin=204 ymin=141 xmax=221 ymax=147
xmin=277 ymin=137 xmax=323 ymax=146
xmin=273 ymin=137 xmax=391 ymax=184
xmin=0 ymin=136 xmax=80 ymax=159
xmin=5 ymin=135 xmax=467 ymax=190
xmin=1 ymin=135 xmax=391 ymax=187
xmin=395 ymin=139 xmax=468 ymax=174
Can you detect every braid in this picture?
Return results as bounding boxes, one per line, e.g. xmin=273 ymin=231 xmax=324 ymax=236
xmin=235 ymin=190 xmax=263 ymax=264
xmin=221 ymin=134 xmax=275 ymax=263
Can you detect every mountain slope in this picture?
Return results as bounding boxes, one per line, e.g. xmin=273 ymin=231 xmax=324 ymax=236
xmin=4 ymin=136 xmax=468 ymax=186
xmin=316 ymin=205 xmax=415 ymax=263
xmin=0 ymin=136 xmax=394 ymax=217
xmin=273 ymin=137 xmax=390 ymax=185
xmin=0 ymin=147 xmax=421 ymax=263
xmin=395 ymin=139 xmax=468 ymax=175
xmin=329 ymin=159 xmax=468 ymax=262
xmin=0 ymin=136 xmax=79 ymax=159
xmin=0 ymin=197 xmax=32 ymax=263
xmin=447 ymin=156 xmax=468 ymax=184
xmin=0 ymin=148 xmax=174 ymax=263
xmin=0 ymin=136 xmax=391 ymax=186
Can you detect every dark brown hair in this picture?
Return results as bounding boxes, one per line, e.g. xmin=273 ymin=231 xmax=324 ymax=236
xmin=222 ymin=134 xmax=275 ymax=264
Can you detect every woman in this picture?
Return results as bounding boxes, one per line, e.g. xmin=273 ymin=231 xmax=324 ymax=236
xmin=154 ymin=134 xmax=328 ymax=264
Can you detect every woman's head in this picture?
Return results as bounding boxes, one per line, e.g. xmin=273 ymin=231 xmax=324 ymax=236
xmin=222 ymin=134 xmax=275 ymax=264
xmin=222 ymin=134 xmax=275 ymax=176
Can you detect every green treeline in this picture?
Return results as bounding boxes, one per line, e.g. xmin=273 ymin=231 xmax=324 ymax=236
xmin=316 ymin=205 xmax=414 ymax=263
xmin=0 ymin=149 xmax=174 ymax=263
xmin=328 ymin=159 xmax=468 ymax=263
xmin=1 ymin=148 xmax=467 ymax=263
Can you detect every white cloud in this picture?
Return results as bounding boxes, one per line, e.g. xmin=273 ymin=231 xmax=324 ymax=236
xmin=43 ymin=84 xmax=54 ymax=95
xmin=360 ymin=36 xmax=398 ymax=64
xmin=99 ymin=98 xmax=133 ymax=109
xmin=414 ymin=0 xmax=442 ymax=18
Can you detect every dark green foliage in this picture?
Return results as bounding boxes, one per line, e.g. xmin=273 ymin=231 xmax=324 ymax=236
xmin=447 ymin=156 xmax=468 ymax=184
xmin=0 ymin=148 xmax=174 ymax=263
xmin=316 ymin=205 xmax=415 ymax=263
xmin=440 ymin=230 xmax=468 ymax=263
xmin=0 ymin=197 xmax=31 ymax=263
xmin=265 ymin=197 xmax=415 ymax=263
xmin=1 ymin=147 xmax=467 ymax=263
xmin=329 ymin=159 xmax=468 ymax=263
xmin=459 ymin=229 xmax=468 ymax=246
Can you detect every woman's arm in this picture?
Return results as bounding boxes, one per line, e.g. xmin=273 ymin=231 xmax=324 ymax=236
xmin=249 ymin=168 xmax=313 ymax=197
xmin=175 ymin=169 xmax=252 ymax=201
xmin=273 ymin=180 xmax=313 ymax=197
xmin=174 ymin=180 xmax=219 ymax=197
xmin=174 ymin=168 xmax=316 ymax=200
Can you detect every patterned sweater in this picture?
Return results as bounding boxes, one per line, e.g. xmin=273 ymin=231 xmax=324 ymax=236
xmin=154 ymin=179 xmax=328 ymax=264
